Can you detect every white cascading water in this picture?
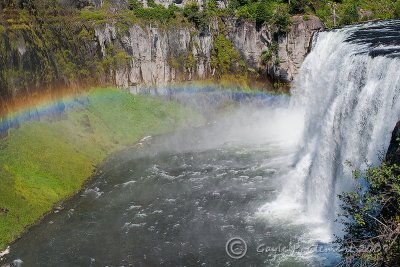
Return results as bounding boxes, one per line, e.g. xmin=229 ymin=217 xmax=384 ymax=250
xmin=258 ymin=20 xmax=400 ymax=241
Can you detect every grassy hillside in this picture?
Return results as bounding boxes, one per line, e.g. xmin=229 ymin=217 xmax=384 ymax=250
xmin=0 ymin=88 xmax=204 ymax=249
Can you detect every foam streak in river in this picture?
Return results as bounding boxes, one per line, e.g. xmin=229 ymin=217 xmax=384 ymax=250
xmin=259 ymin=20 xmax=400 ymax=240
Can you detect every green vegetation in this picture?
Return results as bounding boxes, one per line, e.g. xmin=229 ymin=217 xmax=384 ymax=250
xmin=1 ymin=0 xmax=399 ymax=100
xmin=208 ymin=20 xmax=261 ymax=84
xmin=3 ymin=0 xmax=400 ymax=35
xmin=2 ymin=0 xmax=400 ymax=259
xmin=132 ymin=4 xmax=179 ymax=22
xmin=80 ymin=9 xmax=106 ymax=21
xmin=0 ymin=1 xmax=107 ymax=100
xmin=231 ymin=0 xmax=400 ymax=29
xmin=261 ymin=41 xmax=278 ymax=65
xmin=211 ymin=34 xmax=245 ymax=74
xmin=336 ymin=161 xmax=400 ymax=266
xmin=183 ymin=3 xmax=210 ymax=34
xmin=233 ymin=0 xmax=291 ymax=32
xmin=0 ymin=88 xmax=204 ymax=249
xmin=128 ymin=0 xmax=144 ymax=10
xmin=309 ymin=0 xmax=400 ymax=27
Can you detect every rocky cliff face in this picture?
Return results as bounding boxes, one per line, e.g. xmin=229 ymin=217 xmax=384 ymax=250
xmin=94 ymin=23 xmax=214 ymax=90
xmin=0 ymin=4 xmax=323 ymax=136
xmin=269 ymin=15 xmax=323 ymax=82
xmin=223 ymin=15 xmax=323 ymax=83
xmin=0 ymin=10 xmax=322 ymax=109
xmin=386 ymin=121 xmax=400 ymax=165
xmin=0 ymin=15 xmax=101 ymax=105
xmin=92 ymin=15 xmax=323 ymax=90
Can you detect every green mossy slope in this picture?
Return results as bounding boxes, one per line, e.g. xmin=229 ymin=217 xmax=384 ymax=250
xmin=0 ymin=88 xmax=204 ymax=249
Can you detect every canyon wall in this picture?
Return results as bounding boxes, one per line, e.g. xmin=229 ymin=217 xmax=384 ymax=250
xmin=0 ymin=6 xmax=322 ymax=107
xmin=94 ymin=15 xmax=323 ymax=89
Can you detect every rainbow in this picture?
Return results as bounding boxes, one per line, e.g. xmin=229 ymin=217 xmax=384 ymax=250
xmin=0 ymin=85 xmax=100 ymax=136
xmin=0 ymin=84 xmax=289 ymax=137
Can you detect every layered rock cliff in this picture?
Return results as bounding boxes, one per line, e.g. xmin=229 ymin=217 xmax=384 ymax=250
xmin=270 ymin=15 xmax=323 ymax=82
xmin=89 ymin=14 xmax=323 ymax=88
xmin=94 ymin=23 xmax=214 ymax=89
xmin=0 ymin=5 xmax=323 ymax=109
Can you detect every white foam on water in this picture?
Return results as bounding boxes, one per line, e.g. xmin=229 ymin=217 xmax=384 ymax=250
xmin=258 ymin=20 xmax=400 ymax=249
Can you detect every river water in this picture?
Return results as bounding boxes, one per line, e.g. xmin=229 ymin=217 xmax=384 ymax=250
xmin=5 ymin=19 xmax=400 ymax=267
xmin=2 ymin=94 xmax=338 ymax=266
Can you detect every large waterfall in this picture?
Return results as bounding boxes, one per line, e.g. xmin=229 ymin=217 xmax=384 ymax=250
xmin=6 ymin=18 xmax=400 ymax=267
xmin=259 ymin=20 xmax=400 ymax=240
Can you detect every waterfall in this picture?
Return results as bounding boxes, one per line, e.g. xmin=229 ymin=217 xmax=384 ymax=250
xmin=259 ymin=20 xmax=400 ymax=240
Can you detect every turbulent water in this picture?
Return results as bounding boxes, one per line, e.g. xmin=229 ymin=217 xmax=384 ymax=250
xmin=260 ymin=20 xmax=400 ymax=237
xmin=3 ymin=20 xmax=400 ymax=267
xmin=4 ymin=103 xmax=323 ymax=267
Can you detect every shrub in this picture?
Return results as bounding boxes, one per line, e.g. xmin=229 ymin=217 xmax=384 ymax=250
xmin=289 ymin=0 xmax=311 ymax=14
xmin=133 ymin=5 xmax=175 ymax=21
xmin=80 ymin=9 xmax=106 ymax=21
xmin=211 ymin=34 xmax=242 ymax=74
xmin=147 ymin=0 xmax=157 ymax=8
xmin=336 ymin=161 xmax=400 ymax=266
xmin=228 ymin=0 xmax=250 ymax=10
xmin=207 ymin=0 xmax=219 ymax=13
xmin=395 ymin=0 xmax=400 ymax=18
xmin=183 ymin=3 xmax=210 ymax=34
xmin=261 ymin=50 xmax=272 ymax=64
xmin=272 ymin=3 xmax=291 ymax=32
xmin=254 ymin=1 xmax=274 ymax=25
xmin=236 ymin=5 xmax=252 ymax=19
xmin=128 ymin=0 xmax=143 ymax=10
xmin=315 ymin=4 xmax=332 ymax=27
xmin=261 ymin=41 xmax=278 ymax=64
xmin=234 ymin=1 xmax=291 ymax=32
xmin=339 ymin=1 xmax=360 ymax=25
xmin=168 ymin=3 xmax=181 ymax=14
xmin=183 ymin=2 xmax=200 ymax=18
xmin=115 ymin=51 xmax=131 ymax=66
xmin=185 ymin=52 xmax=197 ymax=69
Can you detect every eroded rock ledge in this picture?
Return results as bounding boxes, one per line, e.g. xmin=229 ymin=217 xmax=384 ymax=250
xmin=89 ymin=15 xmax=324 ymax=88
xmin=0 ymin=14 xmax=323 ymax=104
xmin=271 ymin=15 xmax=323 ymax=82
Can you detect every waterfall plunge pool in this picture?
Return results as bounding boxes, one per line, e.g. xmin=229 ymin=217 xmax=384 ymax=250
xmin=1 ymin=88 xmax=340 ymax=267
xmin=7 ymin=18 xmax=400 ymax=266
